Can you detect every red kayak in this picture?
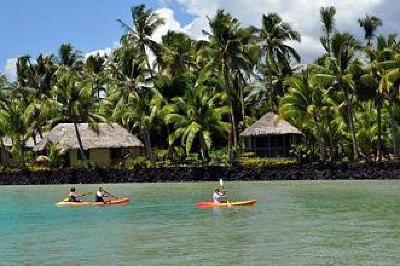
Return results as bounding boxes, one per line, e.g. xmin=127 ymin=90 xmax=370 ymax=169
xmin=196 ymin=200 xmax=256 ymax=208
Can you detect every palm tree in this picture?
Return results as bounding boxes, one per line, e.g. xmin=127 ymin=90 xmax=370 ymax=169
xmin=57 ymin=43 xmax=82 ymax=68
xmin=319 ymin=32 xmax=361 ymax=161
xmin=32 ymin=54 xmax=57 ymax=98
xmin=279 ymin=68 xmax=336 ymax=161
xmin=117 ymin=4 xmax=164 ymax=80
xmin=85 ymin=53 xmax=107 ymax=101
xmin=360 ymin=34 xmax=400 ymax=161
xmin=110 ymin=89 xmax=161 ymax=166
xmin=372 ymin=43 xmax=400 ymax=160
xmin=202 ymin=10 xmax=251 ymax=159
xmin=320 ymin=6 xmax=336 ymax=56
xmin=45 ymin=67 xmax=104 ymax=166
xmin=164 ymin=84 xmax=229 ymax=161
xmin=254 ymin=13 xmax=301 ymax=112
xmin=358 ymin=15 xmax=383 ymax=46
xmin=103 ymin=43 xmax=159 ymax=165
xmin=0 ymin=75 xmax=12 ymax=108
xmin=355 ymin=102 xmax=378 ymax=161
xmin=14 ymin=55 xmax=36 ymax=102
xmin=0 ymin=99 xmax=29 ymax=167
xmin=157 ymin=31 xmax=195 ymax=76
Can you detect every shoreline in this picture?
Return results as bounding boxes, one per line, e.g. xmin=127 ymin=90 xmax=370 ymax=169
xmin=1 ymin=162 xmax=400 ymax=185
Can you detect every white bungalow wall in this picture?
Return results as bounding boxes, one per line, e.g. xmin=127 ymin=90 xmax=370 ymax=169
xmin=70 ymin=149 xmax=111 ymax=167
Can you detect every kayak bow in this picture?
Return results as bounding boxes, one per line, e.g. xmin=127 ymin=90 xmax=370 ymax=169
xmin=56 ymin=197 xmax=130 ymax=207
xmin=196 ymin=200 xmax=256 ymax=208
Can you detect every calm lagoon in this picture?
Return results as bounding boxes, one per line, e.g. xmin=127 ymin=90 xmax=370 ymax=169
xmin=1 ymin=181 xmax=400 ymax=265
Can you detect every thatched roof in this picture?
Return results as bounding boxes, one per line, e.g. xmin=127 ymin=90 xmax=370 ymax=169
xmin=241 ymin=112 xmax=301 ymax=137
xmin=34 ymin=123 xmax=144 ymax=151
xmin=3 ymin=134 xmax=43 ymax=149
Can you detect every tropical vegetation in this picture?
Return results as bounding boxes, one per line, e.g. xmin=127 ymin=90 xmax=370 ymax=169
xmin=1 ymin=4 xmax=400 ymax=168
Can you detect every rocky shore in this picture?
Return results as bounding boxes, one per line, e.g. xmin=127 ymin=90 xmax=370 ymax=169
xmin=1 ymin=162 xmax=400 ymax=185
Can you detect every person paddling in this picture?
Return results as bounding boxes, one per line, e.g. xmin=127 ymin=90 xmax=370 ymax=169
xmin=68 ymin=187 xmax=84 ymax=202
xmin=213 ymin=188 xmax=228 ymax=203
xmin=95 ymin=187 xmax=114 ymax=202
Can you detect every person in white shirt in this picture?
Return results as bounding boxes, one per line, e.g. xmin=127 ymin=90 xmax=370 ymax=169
xmin=68 ymin=187 xmax=84 ymax=202
xmin=95 ymin=187 xmax=112 ymax=202
xmin=213 ymin=188 xmax=228 ymax=203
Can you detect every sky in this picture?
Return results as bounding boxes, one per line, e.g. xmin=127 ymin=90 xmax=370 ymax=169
xmin=1 ymin=0 xmax=400 ymax=80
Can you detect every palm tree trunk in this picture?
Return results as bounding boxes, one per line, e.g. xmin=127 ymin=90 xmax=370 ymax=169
xmin=327 ymin=34 xmax=331 ymax=57
xmin=376 ymin=94 xmax=383 ymax=161
xmin=19 ymin=145 xmax=25 ymax=168
xmin=319 ymin=140 xmax=326 ymax=161
xmin=389 ymin=99 xmax=398 ymax=160
xmin=0 ymin=138 xmax=7 ymax=168
xmin=236 ymin=69 xmax=247 ymax=129
xmin=73 ymin=122 xmax=88 ymax=168
xmin=267 ymin=49 xmax=276 ymax=112
xmin=344 ymin=87 xmax=359 ymax=161
xmin=144 ymin=127 xmax=155 ymax=167
xmin=166 ymin=126 xmax=174 ymax=159
xmin=223 ymin=57 xmax=238 ymax=161
xmin=268 ymin=75 xmax=275 ymax=112
xmin=316 ymin=118 xmax=326 ymax=162
xmin=15 ymin=138 xmax=25 ymax=168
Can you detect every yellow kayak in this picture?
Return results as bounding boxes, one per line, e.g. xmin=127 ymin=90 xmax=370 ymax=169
xmin=196 ymin=200 xmax=256 ymax=208
xmin=56 ymin=197 xmax=130 ymax=207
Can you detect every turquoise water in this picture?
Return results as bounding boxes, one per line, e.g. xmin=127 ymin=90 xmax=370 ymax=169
xmin=1 ymin=181 xmax=400 ymax=265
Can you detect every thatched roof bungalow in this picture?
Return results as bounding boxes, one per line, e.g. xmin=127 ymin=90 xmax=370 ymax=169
xmin=241 ymin=112 xmax=302 ymax=157
xmin=34 ymin=123 xmax=144 ymax=167
xmin=0 ymin=135 xmax=44 ymax=167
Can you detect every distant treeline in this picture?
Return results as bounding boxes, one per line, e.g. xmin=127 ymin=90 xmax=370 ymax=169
xmin=0 ymin=5 xmax=398 ymax=168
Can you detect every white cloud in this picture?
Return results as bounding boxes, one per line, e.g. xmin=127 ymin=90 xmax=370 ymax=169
xmin=153 ymin=7 xmax=209 ymax=42
xmin=2 ymin=0 xmax=396 ymax=74
xmin=3 ymin=57 xmax=17 ymax=81
xmin=153 ymin=8 xmax=186 ymax=42
xmin=85 ymin=47 xmax=113 ymax=59
xmin=172 ymin=0 xmax=386 ymax=62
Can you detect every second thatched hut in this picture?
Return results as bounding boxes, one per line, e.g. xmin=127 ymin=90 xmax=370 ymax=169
xmin=241 ymin=112 xmax=302 ymax=157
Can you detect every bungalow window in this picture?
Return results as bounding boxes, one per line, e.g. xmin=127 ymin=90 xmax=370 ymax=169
xmin=77 ymin=150 xmax=90 ymax=160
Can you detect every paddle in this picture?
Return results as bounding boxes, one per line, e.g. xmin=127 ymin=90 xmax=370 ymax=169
xmin=219 ymin=179 xmax=231 ymax=207
xmin=104 ymin=191 xmax=118 ymax=200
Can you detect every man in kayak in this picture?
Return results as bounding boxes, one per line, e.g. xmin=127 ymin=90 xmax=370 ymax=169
xmin=68 ymin=187 xmax=84 ymax=202
xmin=213 ymin=188 xmax=228 ymax=203
xmin=95 ymin=187 xmax=113 ymax=202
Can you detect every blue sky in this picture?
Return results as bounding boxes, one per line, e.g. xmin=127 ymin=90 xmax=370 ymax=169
xmin=2 ymin=0 xmax=400 ymax=79
xmin=0 ymin=0 xmax=193 ymax=78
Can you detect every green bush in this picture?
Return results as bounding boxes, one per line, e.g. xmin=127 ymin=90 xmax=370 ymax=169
xmin=156 ymin=149 xmax=169 ymax=161
xmin=240 ymin=156 xmax=296 ymax=167
xmin=209 ymin=149 xmax=228 ymax=166
xmin=125 ymin=156 xmax=151 ymax=169
xmin=290 ymin=143 xmax=311 ymax=163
